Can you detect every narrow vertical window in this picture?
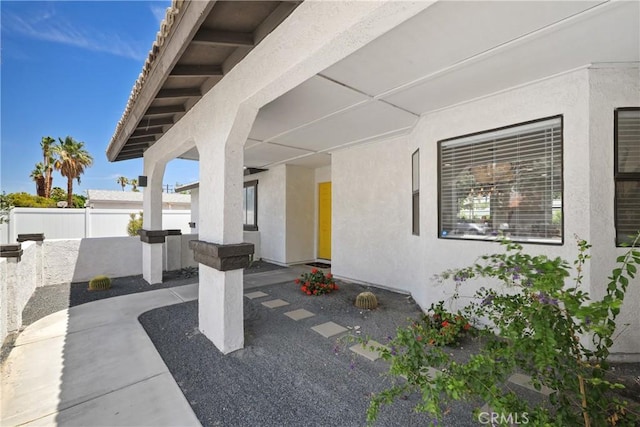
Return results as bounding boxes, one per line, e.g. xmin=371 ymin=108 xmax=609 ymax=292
xmin=243 ymin=180 xmax=258 ymax=231
xmin=412 ymin=149 xmax=420 ymax=235
xmin=615 ymin=108 xmax=640 ymax=246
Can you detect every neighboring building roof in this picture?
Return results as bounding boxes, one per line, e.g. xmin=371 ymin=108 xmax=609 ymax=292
xmin=86 ymin=189 xmax=190 ymax=204
xmin=174 ymin=181 xmax=199 ymax=192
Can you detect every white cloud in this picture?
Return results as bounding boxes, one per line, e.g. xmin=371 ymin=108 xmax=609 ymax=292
xmin=150 ymin=5 xmax=168 ymax=25
xmin=3 ymin=9 xmax=147 ymax=61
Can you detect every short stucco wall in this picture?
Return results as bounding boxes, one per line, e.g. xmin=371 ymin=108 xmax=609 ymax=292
xmin=42 ymin=237 xmax=143 ymax=285
xmin=1 ymin=242 xmax=38 ymax=345
xmin=253 ymin=165 xmax=287 ymax=264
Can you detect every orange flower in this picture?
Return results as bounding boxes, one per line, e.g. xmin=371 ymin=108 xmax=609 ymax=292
xmin=334 ymin=285 xmax=339 ymax=291
xmin=326 ymin=273 xmax=333 ymax=279
xmin=464 ymin=323 xmax=471 ymax=331
xmin=441 ymin=321 xmax=449 ymax=327
xmin=416 ymin=335 xmax=423 ymax=342
xmin=311 ymin=268 xmax=318 ymax=274
xmin=306 ymin=291 xmax=312 ymax=295
xmin=294 ymin=278 xmax=300 ymax=284
xmin=428 ymin=339 xmax=435 ymax=345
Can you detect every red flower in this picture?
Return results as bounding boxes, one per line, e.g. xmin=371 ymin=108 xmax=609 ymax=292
xmin=464 ymin=323 xmax=471 ymax=331
xmin=313 ymin=290 xmax=318 ymax=295
xmin=301 ymin=286 xmax=308 ymax=292
xmin=294 ymin=278 xmax=300 ymax=284
xmin=416 ymin=335 xmax=423 ymax=342
xmin=334 ymin=285 xmax=339 ymax=291
xmin=306 ymin=291 xmax=312 ymax=295
xmin=326 ymin=273 xmax=333 ymax=279
xmin=441 ymin=321 xmax=449 ymax=327
xmin=311 ymin=268 xmax=318 ymax=274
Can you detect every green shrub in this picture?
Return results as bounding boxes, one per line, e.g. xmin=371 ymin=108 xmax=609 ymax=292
xmin=368 ymin=237 xmax=640 ymax=426
xmin=88 ymin=275 xmax=111 ymax=291
xmin=127 ymin=211 xmax=143 ymax=236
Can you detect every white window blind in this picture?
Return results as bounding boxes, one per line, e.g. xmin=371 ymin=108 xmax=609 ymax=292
xmin=439 ymin=116 xmax=562 ymax=244
xmin=615 ymin=108 xmax=640 ymax=246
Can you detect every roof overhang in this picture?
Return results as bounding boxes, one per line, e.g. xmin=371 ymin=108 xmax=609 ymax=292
xmin=107 ymin=0 xmax=301 ymax=162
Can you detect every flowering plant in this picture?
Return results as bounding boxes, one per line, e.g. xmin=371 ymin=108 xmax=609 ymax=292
xmin=418 ymin=301 xmax=471 ymax=346
xmin=294 ymin=268 xmax=338 ymax=295
xmin=367 ymin=237 xmax=640 ymax=426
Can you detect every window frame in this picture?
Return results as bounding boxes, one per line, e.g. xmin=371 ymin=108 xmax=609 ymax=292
xmin=243 ymin=180 xmax=258 ymax=231
xmin=614 ymin=107 xmax=640 ymax=246
xmin=437 ymin=115 xmax=564 ymax=245
xmin=412 ymin=149 xmax=420 ymax=236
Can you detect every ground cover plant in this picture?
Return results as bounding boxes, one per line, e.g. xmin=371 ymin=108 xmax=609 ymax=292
xmin=368 ymin=237 xmax=640 ymax=426
xmin=294 ymin=268 xmax=338 ymax=295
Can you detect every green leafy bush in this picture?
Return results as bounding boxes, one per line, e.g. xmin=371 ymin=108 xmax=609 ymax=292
xmin=368 ymin=237 xmax=640 ymax=426
xmin=127 ymin=212 xmax=143 ymax=236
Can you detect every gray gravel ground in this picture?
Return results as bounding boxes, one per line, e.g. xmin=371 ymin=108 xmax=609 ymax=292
xmin=139 ymin=281 xmax=483 ymax=427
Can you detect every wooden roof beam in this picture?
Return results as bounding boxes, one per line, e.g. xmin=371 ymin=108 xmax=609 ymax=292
xmin=170 ymin=64 xmax=223 ymax=77
xmin=131 ymin=126 xmax=165 ymax=137
xmin=156 ymin=88 xmax=201 ymax=98
xmin=192 ymin=29 xmax=254 ymax=47
xmin=136 ymin=117 xmax=175 ymax=128
xmin=145 ymin=105 xmax=185 ymax=116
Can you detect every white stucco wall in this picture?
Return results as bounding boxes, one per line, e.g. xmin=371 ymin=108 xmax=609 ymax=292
xmin=586 ymin=66 xmax=640 ymax=357
xmin=253 ymin=166 xmax=287 ymax=264
xmin=42 ymin=237 xmax=143 ymax=285
xmin=331 ymin=66 xmax=639 ymax=358
xmin=285 ymin=166 xmax=315 ymax=264
xmin=333 ymin=135 xmax=422 ymax=293
xmin=1 ymin=242 xmax=38 ymax=344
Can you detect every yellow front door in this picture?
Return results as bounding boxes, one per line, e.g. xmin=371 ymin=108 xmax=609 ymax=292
xmin=317 ymin=182 xmax=332 ymax=260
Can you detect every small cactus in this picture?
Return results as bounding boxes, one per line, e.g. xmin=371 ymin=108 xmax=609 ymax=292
xmin=355 ymin=291 xmax=378 ymax=310
xmin=88 ymin=275 xmax=112 ymax=291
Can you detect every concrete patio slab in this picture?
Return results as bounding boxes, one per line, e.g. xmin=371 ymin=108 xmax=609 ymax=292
xmin=244 ymin=291 xmax=269 ymax=299
xmin=284 ymin=308 xmax=315 ymax=321
xmin=261 ymin=299 xmax=290 ymax=309
xmin=1 ymin=287 xmax=200 ymax=427
xmin=349 ymin=340 xmax=387 ymax=361
xmin=508 ymin=373 xmax=554 ymax=396
xmin=311 ymin=321 xmax=348 ymax=338
xmin=169 ymin=283 xmax=199 ymax=302
xmin=243 ymin=269 xmax=301 ymax=289
xmin=15 ymin=289 xmax=184 ymax=346
xmin=23 ymin=372 xmax=200 ymax=427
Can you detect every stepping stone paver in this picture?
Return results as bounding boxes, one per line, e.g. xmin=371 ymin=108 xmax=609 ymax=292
xmin=284 ymin=309 xmax=315 ymax=321
xmin=349 ymin=340 xmax=387 ymax=361
xmin=261 ymin=299 xmax=290 ymax=309
xmin=244 ymin=291 xmax=269 ymax=299
xmin=311 ymin=321 xmax=348 ymax=338
xmin=508 ymin=373 xmax=554 ymax=396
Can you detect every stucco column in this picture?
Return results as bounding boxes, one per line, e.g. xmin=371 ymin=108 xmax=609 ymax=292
xmin=141 ymin=158 xmax=167 ymax=285
xmin=194 ymin=103 xmax=258 ymax=354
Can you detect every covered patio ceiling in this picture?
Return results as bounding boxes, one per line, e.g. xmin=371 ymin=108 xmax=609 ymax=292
xmin=108 ymin=0 xmax=639 ymax=170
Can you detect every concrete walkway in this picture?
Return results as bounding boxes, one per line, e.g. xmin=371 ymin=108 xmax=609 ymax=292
xmin=1 ymin=284 xmax=201 ymax=427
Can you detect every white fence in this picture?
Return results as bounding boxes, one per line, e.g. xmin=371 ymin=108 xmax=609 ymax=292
xmin=0 ymin=208 xmax=192 ymax=243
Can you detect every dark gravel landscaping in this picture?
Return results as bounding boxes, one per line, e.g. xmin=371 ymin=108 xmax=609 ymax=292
xmin=139 ymin=281 xmax=482 ymax=427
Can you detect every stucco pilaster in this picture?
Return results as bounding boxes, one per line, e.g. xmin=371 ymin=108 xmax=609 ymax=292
xmin=194 ymin=103 xmax=258 ymax=354
xmin=141 ymin=157 xmax=166 ymax=284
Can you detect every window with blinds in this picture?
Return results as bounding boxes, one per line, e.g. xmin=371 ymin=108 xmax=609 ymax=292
xmin=615 ymin=108 xmax=640 ymax=246
xmin=438 ymin=116 xmax=563 ymax=244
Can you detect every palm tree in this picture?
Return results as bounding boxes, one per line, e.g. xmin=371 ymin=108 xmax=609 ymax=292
xmin=41 ymin=136 xmax=56 ymax=198
xmin=117 ymin=176 xmax=129 ymax=191
xmin=53 ymin=136 xmax=93 ymax=207
xmin=129 ymin=178 xmax=139 ymax=192
xmin=30 ymin=163 xmax=46 ymax=197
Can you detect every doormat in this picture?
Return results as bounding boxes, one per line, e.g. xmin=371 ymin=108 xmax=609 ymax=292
xmin=306 ymin=262 xmax=331 ymax=269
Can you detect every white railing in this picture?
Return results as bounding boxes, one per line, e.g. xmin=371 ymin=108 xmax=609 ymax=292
xmin=0 ymin=208 xmax=192 ymax=243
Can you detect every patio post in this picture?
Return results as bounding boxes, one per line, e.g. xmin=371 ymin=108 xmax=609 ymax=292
xmin=194 ymin=103 xmax=257 ymax=354
xmin=140 ymin=158 xmax=166 ymax=285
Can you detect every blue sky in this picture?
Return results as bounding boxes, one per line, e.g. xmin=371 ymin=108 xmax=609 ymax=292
xmin=1 ymin=1 xmax=199 ymax=195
